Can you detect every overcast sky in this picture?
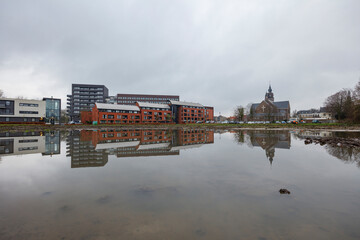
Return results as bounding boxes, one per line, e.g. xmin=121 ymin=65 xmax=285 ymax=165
xmin=0 ymin=0 xmax=359 ymax=115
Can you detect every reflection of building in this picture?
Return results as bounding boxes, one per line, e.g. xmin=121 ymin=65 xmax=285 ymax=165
xmin=66 ymin=131 xmax=108 ymax=168
xmin=247 ymin=130 xmax=291 ymax=164
xmin=0 ymin=131 xmax=60 ymax=156
xmin=172 ymin=129 xmax=214 ymax=149
xmin=66 ymin=129 xmax=215 ymax=168
xmin=295 ymin=131 xmax=333 ymax=138
xmin=250 ymin=85 xmax=290 ymax=122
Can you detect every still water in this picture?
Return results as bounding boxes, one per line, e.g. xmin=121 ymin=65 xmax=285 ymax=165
xmin=0 ymin=129 xmax=359 ymax=240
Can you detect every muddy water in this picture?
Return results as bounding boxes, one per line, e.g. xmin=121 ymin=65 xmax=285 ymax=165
xmin=0 ymin=129 xmax=359 ymax=240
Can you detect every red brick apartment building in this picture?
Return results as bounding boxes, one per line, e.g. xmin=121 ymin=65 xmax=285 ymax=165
xmin=82 ymin=101 xmax=213 ymax=125
xmin=205 ymin=106 xmax=214 ymax=122
xmin=136 ymin=102 xmax=172 ymax=123
xmin=117 ymin=93 xmax=179 ymax=105
xmin=92 ymin=103 xmax=141 ymax=124
xmin=170 ymin=100 xmax=207 ymax=124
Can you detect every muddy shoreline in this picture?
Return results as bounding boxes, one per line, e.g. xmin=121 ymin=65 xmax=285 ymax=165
xmin=1 ymin=123 xmax=360 ymax=132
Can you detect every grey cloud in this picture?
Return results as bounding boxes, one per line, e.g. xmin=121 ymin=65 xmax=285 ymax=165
xmin=0 ymin=0 xmax=359 ymax=115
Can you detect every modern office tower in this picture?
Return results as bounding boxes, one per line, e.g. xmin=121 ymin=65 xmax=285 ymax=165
xmin=116 ymin=93 xmax=179 ymax=105
xmin=67 ymin=84 xmax=109 ymax=122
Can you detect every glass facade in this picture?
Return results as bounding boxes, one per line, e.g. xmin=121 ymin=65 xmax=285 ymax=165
xmin=44 ymin=98 xmax=61 ymax=124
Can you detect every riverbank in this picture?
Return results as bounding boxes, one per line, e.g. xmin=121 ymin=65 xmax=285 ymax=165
xmin=1 ymin=123 xmax=360 ymax=132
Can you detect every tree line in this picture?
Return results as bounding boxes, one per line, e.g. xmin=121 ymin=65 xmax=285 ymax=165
xmin=324 ymin=80 xmax=360 ymax=123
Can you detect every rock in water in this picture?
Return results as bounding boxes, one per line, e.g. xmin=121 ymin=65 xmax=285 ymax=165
xmin=279 ymin=189 xmax=291 ymax=194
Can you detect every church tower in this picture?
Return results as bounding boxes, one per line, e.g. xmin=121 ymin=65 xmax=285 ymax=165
xmin=265 ymin=85 xmax=274 ymax=102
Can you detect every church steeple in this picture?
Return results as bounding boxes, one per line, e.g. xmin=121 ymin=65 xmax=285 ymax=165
xmin=265 ymin=85 xmax=274 ymax=102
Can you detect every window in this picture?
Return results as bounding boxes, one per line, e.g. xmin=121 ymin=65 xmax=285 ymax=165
xmin=19 ymin=111 xmax=38 ymax=114
xmin=19 ymin=139 xmax=38 ymax=143
xmin=19 ymin=103 xmax=39 ymax=107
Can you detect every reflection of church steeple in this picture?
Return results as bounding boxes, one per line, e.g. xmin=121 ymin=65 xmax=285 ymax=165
xmin=247 ymin=130 xmax=291 ymax=166
xmin=265 ymin=85 xmax=274 ymax=102
xmin=265 ymin=147 xmax=275 ymax=165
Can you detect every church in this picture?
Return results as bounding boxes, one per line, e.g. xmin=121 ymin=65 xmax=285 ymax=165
xmin=250 ymin=86 xmax=290 ymax=122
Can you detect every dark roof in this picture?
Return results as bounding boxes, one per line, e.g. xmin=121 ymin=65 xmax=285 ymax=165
xmin=319 ymin=107 xmax=329 ymax=112
xmin=251 ymin=101 xmax=289 ymax=110
xmin=273 ymin=101 xmax=290 ymax=109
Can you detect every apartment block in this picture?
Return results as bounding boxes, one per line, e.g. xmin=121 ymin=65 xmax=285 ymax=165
xmin=136 ymin=102 xmax=172 ymax=123
xmin=170 ymin=100 xmax=206 ymax=124
xmin=117 ymin=93 xmax=179 ymax=105
xmin=92 ymin=103 xmax=141 ymax=124
xmin=67 ymin=84 xmax=109 ymax=122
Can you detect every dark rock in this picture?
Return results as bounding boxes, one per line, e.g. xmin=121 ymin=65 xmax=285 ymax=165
xmin=279 ymin=189 xmax=290 ymax=194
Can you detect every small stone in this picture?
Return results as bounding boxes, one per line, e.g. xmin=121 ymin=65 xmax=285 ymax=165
xmin=279 ymin=189 xmax=290 ymax=194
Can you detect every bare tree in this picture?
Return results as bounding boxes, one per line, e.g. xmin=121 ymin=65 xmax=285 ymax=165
xmin=352 ymin=80 xmax=360 ymax=123
xmin=0 ymin=89 xmax=3 ymax=98
xmin=233 ymin=106 xmax=244 ymax=122
xmin=354 ymin=80 xmax=360 ymax=101
xmin=324 ymin=89 xmax=353 ymax=120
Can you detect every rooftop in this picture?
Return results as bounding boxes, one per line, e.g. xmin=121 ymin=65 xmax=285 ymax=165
xmin=169 ymin=100 xmax=204 ymax=108
xmin=95 ymin=103 xmax=140 ymax=111
xmin=136 ymin=102 xmax=170 ymax=109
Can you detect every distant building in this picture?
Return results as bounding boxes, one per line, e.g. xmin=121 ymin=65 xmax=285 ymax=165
xmin=250 ymin=85 xmax=290 ymax=122
xmin=43 ymin=97 xmax=61 ymax=124
xmin=92 ymin=102 xmax=141 ymax=124
xmin=67 ymin=84 xmax=109 ymax=122
xmin=135 ymin=102 xmax=172 ymax=123
xmin=85 ymin=100 xmax=213 ymax=125
xmin=204 ymin=106 xmax=214 ymax=122
xmin=105 ymin=96 xmax=116 ymax=104
xmin=169 ymin=100 xmax=206 ymax=124
xmin=214 ymin=115 xmax=227 ymax=123
xmin=116 ymin=93 xmax=179 ymax=105
xmin=297 ymin=107 xmax=333 ymax=122
xmin=0 ymin=97 xmax=61 ymax=124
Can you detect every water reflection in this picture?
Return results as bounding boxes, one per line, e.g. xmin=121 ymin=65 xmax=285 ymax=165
xmin=293 ymin=130 xmax=360 ymax=167
xmin=1 ymin=129 xmax=360 ymax=239
xmin=0 ymin=131 xmax=60 ymax=156
xmin=66 ymin=129 xmax=214 ymax=168
xmin=233 ymin=130 xmax=291 ymax=164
